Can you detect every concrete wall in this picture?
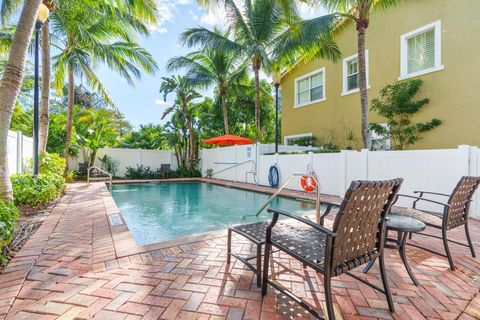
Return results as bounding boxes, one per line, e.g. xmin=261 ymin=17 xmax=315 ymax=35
xmin=280 ymin=0 xmax=480 ymax=150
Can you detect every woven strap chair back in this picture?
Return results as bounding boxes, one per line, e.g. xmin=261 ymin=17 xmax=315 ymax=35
xmin=331 ymin=179 xmax=403 ymax=273
xmin=446 ymin=176 xmax=480 ymax=229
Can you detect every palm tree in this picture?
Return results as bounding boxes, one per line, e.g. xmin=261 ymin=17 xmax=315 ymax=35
xmin=167 ymin=31 xmax=248 ymax=135
xmin=182 ymin=0 xmax=339 ymax=135
xmin=159 ymin=75 xmax=201 ymax=171
xmin=50 ymin=0 xmax=158 ymax=167
xmin=182 ymin=0 xmax=284 ymax=133
xmin=320 ymin=0 xmax=401 ymax=149
xmin=0 ymin=0 xmax=41 ymax=202
xmin=39 ymin=17 xmax=50 ymax=154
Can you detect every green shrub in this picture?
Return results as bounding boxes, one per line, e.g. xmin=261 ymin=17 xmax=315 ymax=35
xmin=0 ymin=201 xmax=19 ymax=264
xmin=11 ymin=174 xmax=65 ymax=207
xmin=124 ymin=165 xmax=155 ymax=179
xmin=172 ymin=168 xmax=202 ymax=178
xmin=39 ymin=153 xmax=66 ymax=176
xmin=287 ymin=136 xmax=317 ymax=147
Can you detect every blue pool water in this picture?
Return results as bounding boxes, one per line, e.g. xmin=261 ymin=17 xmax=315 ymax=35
xmin=111 ymin=181 xmax=318 ymax=245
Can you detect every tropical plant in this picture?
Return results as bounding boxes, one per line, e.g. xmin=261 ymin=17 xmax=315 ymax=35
xmin=167 ymin=28 xmax=248 ymax=135
xmin=124 ymin=165 xmax=155 ymax=179
xmin=187 ymin=0 xmax=340 ymax=135
xmin=197 ymin=78 xmax=276 ymax=143
xmin=75 ymin=108 xmax=122 ymax=167
xmin=38 ymin=152 xmax=66 ymax=176
xmin=370 ymin=79 xmax=441 ymax=150
xmin=320 ymin=0 xmax=402 ymax=149
xmin=98 ymin=155 xmax=118 ymax=177
xmin=0 ymin=200 xmax=19 ymax=264
xmin=11 ymin=173 xmax=65 ymax=206
xmin=119 ymin=123 xmax=166 ymax=150
xmin=0 ymin=0 xmax=41 ymax=202
xmin=50 ymin=0 xmax=158 ymax=167
xmin=159 ymin=75 xmax=201 ymax=170
xmin=39 ymin=17 xmax=50 ymax=154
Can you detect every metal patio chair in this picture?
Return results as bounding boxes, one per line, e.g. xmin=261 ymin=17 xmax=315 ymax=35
xmin=262 ymin=179 xmax=403 ymax=319
xmin=155 ymin=164 xmax=172 ymax=179
xmin=394 ymin=176 xmax=480 ymax=271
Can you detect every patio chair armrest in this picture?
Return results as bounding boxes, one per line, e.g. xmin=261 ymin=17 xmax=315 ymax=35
xmin=267 ymin=208 xmax=337 ymax=237
xmin=319 ymin=202 xmax=338 ymax=225
xmin=413 ymin=190 xmax=450 ymax=197
xmin=397 ymin=194 xmax=450 ymax=208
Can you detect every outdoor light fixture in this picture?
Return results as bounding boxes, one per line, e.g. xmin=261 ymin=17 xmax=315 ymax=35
xmin=272 ymin=72 xmax=281 ymax=153
xmin=33 ymin=3 xmax=50 ymax=177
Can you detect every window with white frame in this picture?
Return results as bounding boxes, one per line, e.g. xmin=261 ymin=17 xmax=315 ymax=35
xmin=342 ymin=50 xmax=369 ymax=95
xmin=371 ymin=123 xmax=391 ymax=151
xmin=284 ymin=133 xmax=313 ymax=146
xmin=294 ymin=68 xmax=325 ymax=107
xmin=400 ymin=20 xmax=443 ymax=79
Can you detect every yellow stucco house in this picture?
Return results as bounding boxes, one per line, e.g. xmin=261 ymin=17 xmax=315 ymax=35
xmin=279 ymin=0 xmax=480 ymax=150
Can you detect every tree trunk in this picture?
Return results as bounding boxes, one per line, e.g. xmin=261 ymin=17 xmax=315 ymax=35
xmin=220 ymin=86 xmax=229 ymax=134
xmin=187 ymin=121 xmax=194 ymax=171
xmin=64 ymin=67 xmax=74 ymax=170
xmin=39 ymin=19 xmax=50 ymax=154
xmin=0 ymin=0 xmax=42 ymax=202
xmin=89 ymin=149 xmax=97 ymax=167
xmin=357 ymin=24 xmax=371 ymax=149
xmin=253 ymin=58 xmax=261 ymax=132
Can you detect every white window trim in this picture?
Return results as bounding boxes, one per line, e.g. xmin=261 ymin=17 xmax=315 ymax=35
xmin=399 ymin=20 xmax=444 ymax=80
xmin=342 ymin=50 xmax=370 ymax=96
xmin=293 ymin=67 xmax=326 ymax=108
xmin=284 ymin=133 xmax=313 ymax=146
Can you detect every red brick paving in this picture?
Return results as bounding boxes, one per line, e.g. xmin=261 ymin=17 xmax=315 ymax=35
xmin=1 ymin=181 xmax=480 ymax=319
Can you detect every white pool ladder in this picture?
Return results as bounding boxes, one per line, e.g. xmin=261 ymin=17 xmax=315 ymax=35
xmin=87 ymin=166 xmax=113 ymax=188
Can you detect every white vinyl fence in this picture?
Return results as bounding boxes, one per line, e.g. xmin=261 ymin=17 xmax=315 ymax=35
xmin=6 ymin=130 xmax=33 ymax=176
xmin=69 ymin=147 xmax=178 ymax=177
xmin=201 ymin=144 xmax=480 ymax=218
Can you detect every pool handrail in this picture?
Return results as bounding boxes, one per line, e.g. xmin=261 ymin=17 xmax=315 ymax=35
xmin=211 ymin=160 xmax=256 ymax=183
xmin=87 ymin=166 xmax=113 ymax=188
xmin=255 ymin=172 xmax=321 ymax=223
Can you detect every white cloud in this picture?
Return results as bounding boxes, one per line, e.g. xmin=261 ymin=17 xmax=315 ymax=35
xmin=199 ymin=6 xmax=227 ymax=27
xmin=148 ymin=0 xmax=193 ymax=34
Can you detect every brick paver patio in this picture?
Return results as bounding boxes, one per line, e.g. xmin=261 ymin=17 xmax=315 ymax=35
xmin=1 ymin=181 xmax=480 ymax=319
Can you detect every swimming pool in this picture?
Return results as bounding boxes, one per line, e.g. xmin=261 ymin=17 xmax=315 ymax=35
xmin=111 ymin=181 xmax=318 ymax=245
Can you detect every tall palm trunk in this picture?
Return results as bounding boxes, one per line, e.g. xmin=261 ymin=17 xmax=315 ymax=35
xmin=64 ymin=67 xmax=74 ymax=169
xmin=253 ymin=57 xmax=261 ymax=133
xmin=0 ymin=0 xmax=42 ymax=202
xmin=220 ymin=85 xmax=229 ymax=134
xmin=187 ymin=120 xmax=194 ymax=170
xmin=39 ymin=19 xmax=50 ymax=154
xmin=357 ymin=24 xmax=370 ymax=149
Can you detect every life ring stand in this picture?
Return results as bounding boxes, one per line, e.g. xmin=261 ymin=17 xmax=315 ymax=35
xmin=300 ymin=175 xmax=317 ymax=192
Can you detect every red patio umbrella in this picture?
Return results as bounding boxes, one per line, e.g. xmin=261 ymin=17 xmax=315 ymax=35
xmin=202 ymin=134 xmax=254 ymax=146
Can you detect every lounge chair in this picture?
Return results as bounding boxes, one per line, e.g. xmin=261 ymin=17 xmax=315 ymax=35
xmin=393 ymin=176 xmax=480 ymax=271
xmin=262 ymin=179 xmax=403 ymax=319
xmin=156 ymin=164 xmax=172 ymax=179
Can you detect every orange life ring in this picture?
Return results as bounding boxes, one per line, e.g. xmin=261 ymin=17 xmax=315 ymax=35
xmin=301 ymin=175 xmax=316 ymax=192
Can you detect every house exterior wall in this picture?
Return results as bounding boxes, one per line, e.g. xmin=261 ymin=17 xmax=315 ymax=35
xmin=280 ymin=0 xmax=480 ymax=150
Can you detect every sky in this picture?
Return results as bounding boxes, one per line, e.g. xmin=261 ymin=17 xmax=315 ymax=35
xmin=94 ymin=0 xmax=325 ymax=129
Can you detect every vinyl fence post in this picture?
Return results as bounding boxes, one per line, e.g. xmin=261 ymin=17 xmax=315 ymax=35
xmin=361 ymin=149 xmax=369 ymax=180
xmin=16 ymin=131 xmax=23 ymax=174
xmin=458 ymin=145 xmax=471 ymax=176
xmin=339 ymin=150 xmax=347 ymax=195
